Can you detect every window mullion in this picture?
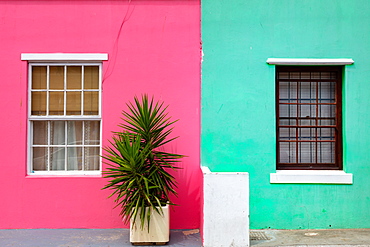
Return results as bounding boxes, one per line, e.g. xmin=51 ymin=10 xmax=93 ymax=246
xmin=64 ymin=66 xmax=67 ymax=116
xmin=81 ymin=65 xmax=85 ymax=116
xmin=296 ymin=74 xmax=300 ymax=165
xmin=316 ymin=77 xmax=319 ymax=165
xmin=82 ymin=121 xmax=85 ymax=171
xmin=65 ymin=121 xmax=68 ymax=171
xmin=46 ymin=66 xmax=50 ymax=116
xmin=47 ymin=121 xmax=51 ymax=172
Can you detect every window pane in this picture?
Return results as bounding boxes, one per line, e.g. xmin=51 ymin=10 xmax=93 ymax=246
xmin=51 ymin=121 xmax=65 ymax=145
xmin=33 ymin=121 xmax=48 ymax=145
xmin=84 ymin=91 xmax=99 ymax=115
xmin=319 ymin=119 xmax=335 ymax=126
xmin=50 ymin=147 xmax=65 ymax=170
xmin=279 ymin=128 xmax=296 ymax=140
xmin=298 ymin=142 xmax=316 ymax=163
xmin=67 ymin=121 xmax=83 ymax=145
xmin=67 ymin=66 xmax=82 ymax=89
xmin=33 ymin=147 xmax=48 ymax=171
xmin=300 ymin=105 xmax=316 ymax=118
xmin=279 ymin=81 xmax=297 ymax=103
xmin=66 ymin=92 xmax=81 ymax=115
xmin=31 ymin=92 xmax=46 ymax=115
xmin=279 ymin=142 xmax=296 ymax=163
xmin=49 ymin=91 xmax=64 ymax=115
xmin=84 ymin=147 xmax=100 ymax=170
xmin=299 ymin=82 xmax=316 ymax=103
xmin=299 ymin=128 xmax=316 ymax=141
xmin=32 ymin=66 xmax=47 ymax=89
xmin=84 ymin=66 xmax=99 ymax=89
xmin=319 ymin=105 xmax=335 ymax=118
xmin=319 ymin=81 xmax=335 ymax=103
xmin=299 ymin=119 xmax=316 ymax=126
xmin=279 ymin=104 xmax=297 ymax=118
xmin=318 ymin=128 xmax=334 ymax=140
xmin=318 ymin=142 xmax=335 ymax=163
xmin=85 ymin=121 xmax=100 ymax=145
xmin=49 ymin=66 xmax=64 ymax=90
xmin=67 ymin=147 xmax=82 ymax=170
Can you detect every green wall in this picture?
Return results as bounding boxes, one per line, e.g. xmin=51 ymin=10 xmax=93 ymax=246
xmin=202 ymin=0 xmax=370 ymax=229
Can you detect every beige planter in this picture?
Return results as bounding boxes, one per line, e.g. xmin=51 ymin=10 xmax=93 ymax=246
xmin=130 ymin=205 xmax=170 ymax=244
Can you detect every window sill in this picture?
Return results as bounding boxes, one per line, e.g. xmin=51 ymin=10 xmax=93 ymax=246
xmin=270 ymin=170 xmax=353 ymax=184
xmin=27 ymin=171 xmax=101 ymax=177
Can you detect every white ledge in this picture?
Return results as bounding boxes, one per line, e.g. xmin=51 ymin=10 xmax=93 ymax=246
xmin=270 ymin=170 xmax=353 ymax=184
xmin=21 ymin=53 xmax=108 ymax=61
xmin=266 ymin=58 xmax=354 ymax=65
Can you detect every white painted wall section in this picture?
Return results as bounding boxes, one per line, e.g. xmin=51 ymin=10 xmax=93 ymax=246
xmin=202 ymin=166 xmax=249 ymax=247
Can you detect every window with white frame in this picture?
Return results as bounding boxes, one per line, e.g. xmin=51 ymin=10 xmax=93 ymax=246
xmin=28 ymin=63 xmax=102 ymax=175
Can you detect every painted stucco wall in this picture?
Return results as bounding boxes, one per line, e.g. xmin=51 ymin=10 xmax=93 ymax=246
xmin=0 ymin=0 xmax=201 ymax=229
xmin=202 ymin=0 xmax=370 ymax=229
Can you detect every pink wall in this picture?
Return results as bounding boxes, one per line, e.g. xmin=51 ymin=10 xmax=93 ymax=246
xmin=0 ymin=0 xmax=201 ymax=229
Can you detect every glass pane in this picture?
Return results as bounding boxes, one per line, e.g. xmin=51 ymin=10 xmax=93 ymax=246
xmin=84 ymin=66 xmax=99 ymax=89
xmin=33 ymin=147 xmax=48 ymax=171
xmin=67 ymin=121 xmax=83 ymax=145
xmin=85 ymin=121 xmax=100 ymax=145
xmin=31 ymin=92 xmax=46 ymax=115
xmin=299 ymin=119 xmax=316 ymax=126
xmin=289 ymin=72 xmax=300 ymax=79
xmin=319 ymin=81 xmax=335 ymax=103
xmin=318 ymin=128 xmax=334 ymax=140
xmin=50 ymin=147 xmax=65 ymax=170
xmin=279 ymin=128 xmax=296 ymax=140
xmin=318 ymin=142 xmax=335 ymax=163
xmin=299 ymin=82 xmax=316 ymax=103
xmin=319 ymin=72 xmax=331 ymax=80
xmin=67 ymin=147 xmax=82 ymax=170
xmin=279 ymin=142 xmax=296 ymax=163
xmin=300 ymin=105 xmax=316 ymax=118
xmin=278 ymin=72 xmax=289 ymax=79
xmin=67 ymin=66 xmax=82 ymax=89
xmin=49 ymin=66 xmax=64 ymax=90
xmin=84 ymin=147 xmax=100 ymax=170
xmin=66 ymin=92 xmax=81 ymax=115
xmin=33 ymin=121 xmax=48 ymax=145
xmin=84 ymin=91 xmax=99 ymax=115
xmin=49 ymin=91 xmax=64 ymax=115
xmin=298 ymin=142 xmax=316 ymax=163
xmin=319 ymin=119 xmax=335 ymax=126
xmin=32 ymin=66 xmax=47 ymax=89
xmin=280 ymin=118 xmax=296 ymax=126
xmin=279 ymin=81 xmax=297 ymax=103
xmin=319 ymin=105 xmax=335 ymax=118
xmin=51 ymin=121 xmax=65 ymax=145
xmin=279 ymin=104 xmax=297 ymax=118
xmin=299 ymin=128 xmax=316 ymax=141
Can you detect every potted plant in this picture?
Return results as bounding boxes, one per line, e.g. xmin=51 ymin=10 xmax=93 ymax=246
xmin=102 ymin=95 xmax=183 ymax=245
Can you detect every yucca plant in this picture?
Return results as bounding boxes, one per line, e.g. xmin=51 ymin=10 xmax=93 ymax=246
xmin=102 ymin=95 xmax=183 ymax=230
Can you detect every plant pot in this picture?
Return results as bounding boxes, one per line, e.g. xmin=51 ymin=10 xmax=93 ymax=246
xmin=130 ymin=205 xmax=170 ymax=245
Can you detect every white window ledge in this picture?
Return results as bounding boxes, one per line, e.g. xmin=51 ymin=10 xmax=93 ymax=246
xmin=21 ymin=53 xmax=108 ymax=61
xmin=270 ymin=170 xmax=353 ymax=184
xmin=266 ymin=58 xmax=354 ymax=65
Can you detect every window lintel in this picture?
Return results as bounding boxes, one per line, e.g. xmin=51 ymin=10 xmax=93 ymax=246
xmin=21 ymin=53 xmax=108 ymax=62
xmin=267 ymin=58 xmax=354 ymax=65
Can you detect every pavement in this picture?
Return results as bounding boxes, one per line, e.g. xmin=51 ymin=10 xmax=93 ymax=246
xmin=250 ymin=229 xmax=370 ymax=247
xmin=0 ymin=228 xmax=370 ymax=246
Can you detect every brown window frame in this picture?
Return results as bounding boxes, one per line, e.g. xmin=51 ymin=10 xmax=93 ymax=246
xmin=276 ymin=66 xmax=342 ymax=170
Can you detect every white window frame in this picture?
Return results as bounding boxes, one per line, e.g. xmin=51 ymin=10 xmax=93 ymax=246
xmin=24 ymin=53 xmax=107 ymax=176
xmin=267 ymin=58 xmax=353 ymax=184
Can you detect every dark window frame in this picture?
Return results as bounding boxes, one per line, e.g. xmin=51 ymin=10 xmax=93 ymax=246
xmin=276 ymin=66 xmax=342 ymax=170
